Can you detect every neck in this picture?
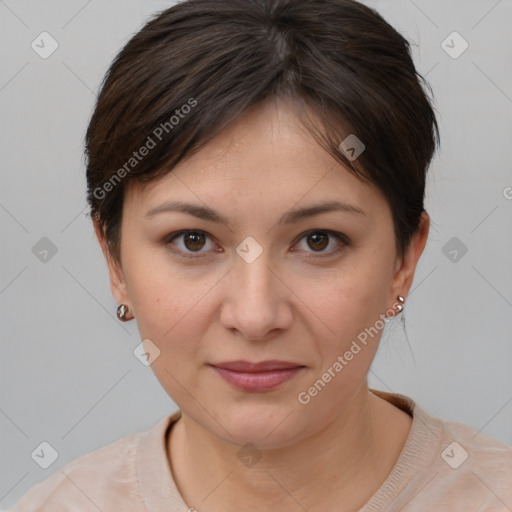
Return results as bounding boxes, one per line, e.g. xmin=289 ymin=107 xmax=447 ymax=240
xmin=168 ymin=384 xmax=411 ymax=511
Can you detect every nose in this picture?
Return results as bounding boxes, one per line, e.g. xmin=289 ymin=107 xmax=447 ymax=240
xmin=219 ymin=247 xmax=293 ymax=341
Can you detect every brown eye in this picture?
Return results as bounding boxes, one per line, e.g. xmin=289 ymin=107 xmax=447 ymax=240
xmin=165 ymin=230 xmax=217 ymax=259
xmin=183 ymin=231 xmax=206 ymax=251
xmin=307 ymin=232 xmax=329 ymax=251
xmin=294 ymin=230 xmax=348 ymax=258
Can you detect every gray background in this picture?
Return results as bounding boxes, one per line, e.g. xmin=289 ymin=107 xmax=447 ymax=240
xmin=1 ymin=0 xmax=511 ymax=508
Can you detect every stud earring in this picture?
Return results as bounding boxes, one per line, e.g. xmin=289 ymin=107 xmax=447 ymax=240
xmin=117 ymin=304 xmax=134 ymax=322
xmin=396 ymin=295 xmax=405 ymax=314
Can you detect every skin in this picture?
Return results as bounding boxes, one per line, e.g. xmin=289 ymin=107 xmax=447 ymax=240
xmin=94 ymin=97 xmax=429 ymax=511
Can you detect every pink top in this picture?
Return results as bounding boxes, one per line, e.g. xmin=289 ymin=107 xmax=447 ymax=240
xmin=10 ymin=389 xmax=512 ymax=511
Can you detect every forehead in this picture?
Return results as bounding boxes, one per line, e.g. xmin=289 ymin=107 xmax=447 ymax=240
xmin=124 ymin=99 xmax=386 ymax=219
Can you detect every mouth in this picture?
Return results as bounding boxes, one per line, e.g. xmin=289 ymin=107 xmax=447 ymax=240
xmin=208 ymin=360 xmax=306 ymax=392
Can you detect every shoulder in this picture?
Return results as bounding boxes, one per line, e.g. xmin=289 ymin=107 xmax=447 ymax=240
xmin=370 ymin=390 xmax=512 ymax=510
xmin=431 ymin=408 xmax=512 ymax=469
xmin=437 ymin=413 xmax=512 ymax=477
xmin=374 ymin=389 xmax=512 ymax=469
xmin=9 ymin=420 xmax=163 ymax=512
xmin=413 ymin=402 xmax=512 ymax=510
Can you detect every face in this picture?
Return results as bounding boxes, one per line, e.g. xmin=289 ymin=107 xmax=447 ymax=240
xmin=96 ymin=98 xmax=428 ymax=449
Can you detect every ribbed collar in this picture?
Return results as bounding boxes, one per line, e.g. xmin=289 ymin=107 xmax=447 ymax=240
xmin=136 ymin=389 xmax=443 ymax=511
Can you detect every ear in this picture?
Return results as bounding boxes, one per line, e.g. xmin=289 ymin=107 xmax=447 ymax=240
xmin=389 ymin=211 xmax=430 ymax=313
xmin=93 ymin=218 xmax=131 ymax=308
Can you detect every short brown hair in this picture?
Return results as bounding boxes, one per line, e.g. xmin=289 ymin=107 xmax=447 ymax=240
xmin=85 ymin=0 xmax=439 ymax=264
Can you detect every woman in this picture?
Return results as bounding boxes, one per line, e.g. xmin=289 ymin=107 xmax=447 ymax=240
xmin=11 ymin=0 xmax=512 ymax=510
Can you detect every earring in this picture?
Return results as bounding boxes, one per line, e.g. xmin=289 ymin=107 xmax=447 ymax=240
xmin=117 ymin=304 xmax=134 ymax=322
xmin=396 ymin=295 xmax=405 ymax=314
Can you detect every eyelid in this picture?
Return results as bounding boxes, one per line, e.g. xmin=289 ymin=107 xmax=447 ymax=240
xmin=292 ymin=229 xmax=348 ymax=258
xmin=164 ymin=230 xmax=220 ymax=259
xmin=164 ymin=229 xmax=349 ymax=259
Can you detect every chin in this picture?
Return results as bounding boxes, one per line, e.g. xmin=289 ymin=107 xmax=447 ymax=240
xmin=210 ymin=398 xmax=306 ymax=449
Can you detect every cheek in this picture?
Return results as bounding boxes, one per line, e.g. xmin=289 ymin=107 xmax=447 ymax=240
xmin=122 ymin=242 xmax=199 ymax=334
xmin=295 ymin=269 xmax=391 ymax=390
xmin=128 ymin=274 xmax=212 ymax=401
xmin=123 ymin=249 xmax=219 ymax=367
xmin=306 ymin=263 xmax=389 ymax=338
xmin=130 ymin=281 xmax=207 ymax=352
xmin=294 ymin=273 xmax=390 ymax=413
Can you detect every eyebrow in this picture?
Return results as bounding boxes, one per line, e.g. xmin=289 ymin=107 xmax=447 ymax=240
xmin=144 ymin=200 xmax=366 ymax=225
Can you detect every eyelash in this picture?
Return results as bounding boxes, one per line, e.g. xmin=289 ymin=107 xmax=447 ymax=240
xmin=163 ymin=229 xmax=349 ymax=260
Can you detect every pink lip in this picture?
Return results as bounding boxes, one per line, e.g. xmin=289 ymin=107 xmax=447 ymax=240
xmin=209 ymin=360 xmax=305 ymax=392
